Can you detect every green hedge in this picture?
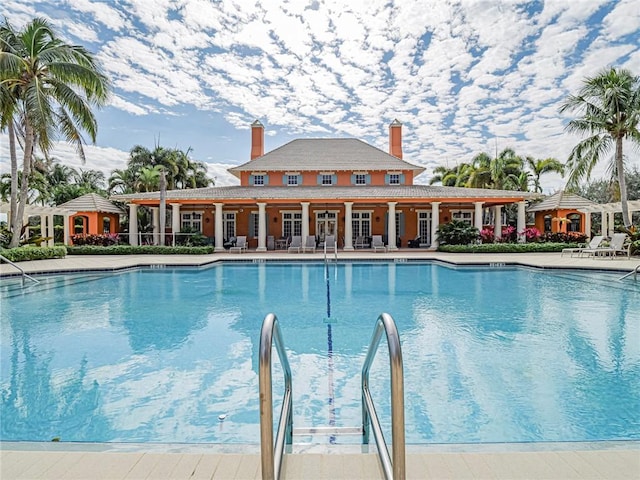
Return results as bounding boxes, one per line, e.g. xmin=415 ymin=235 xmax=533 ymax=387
xmin=0 ymin=246 xmax=67 ymax=262
xmin=437 ymin=242 xmax=580 ymax=253
xmin=66 ymin=245 xmax=215 ymax=255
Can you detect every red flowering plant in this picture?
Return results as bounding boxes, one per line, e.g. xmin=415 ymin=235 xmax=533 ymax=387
xmin=500 ymin=225 xmax=517 ymax=243
xmin=480 ymin=226 xmax=495 ymax=243
xmin=71 ymin=233 xmax=120 ymax=246
xmin=521 ymin=227 xmax=541 ymax=242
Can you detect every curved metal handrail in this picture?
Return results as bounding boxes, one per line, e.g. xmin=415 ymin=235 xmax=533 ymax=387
xmin=259 ymin=313 xmax=293 ymax=480
xmin=0 ymin=254 xmax=40 ymax=286
xmin=619 ymin=263 xmax=640 ymax=281
xmin=361 ymin=313 xmax=405 ymax=480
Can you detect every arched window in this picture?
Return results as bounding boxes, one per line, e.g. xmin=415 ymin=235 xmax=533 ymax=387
xmin=543 ymin=214 xmax=552 ymax=233
xmin=567 ymin=213 xmax=581 ymax=232
xmin=103 ymin=216 xmax=111 ymax=234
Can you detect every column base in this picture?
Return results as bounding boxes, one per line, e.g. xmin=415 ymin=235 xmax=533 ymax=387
xmin=343 ymin=246 xmax=354 ymax=251
xmin=387 ymin=246 xmax=398 ymax=251
xmin=256 ymin=247 xmax=267 ymax=252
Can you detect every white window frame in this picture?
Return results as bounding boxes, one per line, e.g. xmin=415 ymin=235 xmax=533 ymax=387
xmin=321 ymin=174 xmax=333 ymax=185
xmin=253 ymin=174 xmax=264 ymax=186
xmin=282 ymin=211 xmax=302 ymax=237
xmin=351 ymin=211 xmax=372 ymax=239
xmin=181 ymin=211 xmax=203 ymax=232
xmin=355 ymin=174 xmax=366 ymax=185
xmin=287 ymin=175 xmax=299 ymax=186
xmin=452 ymin=210 xmax=474 ymax=226
xmin=388 ymin=173 xmax=400 ymax=185
xmin=224 ymin=212 xmax=236 ymax=239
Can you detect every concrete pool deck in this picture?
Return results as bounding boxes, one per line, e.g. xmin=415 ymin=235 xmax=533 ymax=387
xmin=1 ymin=250 xmax=639 ymax=479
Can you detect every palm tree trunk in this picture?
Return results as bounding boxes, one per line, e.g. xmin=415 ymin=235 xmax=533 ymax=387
xmin=616 ymin=136 xmax=631 ymax=227
xmin=8 ymin=120 xmax=19 ymax=233
xmin=9 ymin=122 xmax=34 ymax=248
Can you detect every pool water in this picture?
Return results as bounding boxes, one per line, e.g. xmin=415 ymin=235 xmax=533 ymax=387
xmin=1 ymin=262 xmax=639 ymax=445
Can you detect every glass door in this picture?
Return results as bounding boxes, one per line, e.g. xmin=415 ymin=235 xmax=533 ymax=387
xmin=316 ymin=211 xmax=338 ymax=243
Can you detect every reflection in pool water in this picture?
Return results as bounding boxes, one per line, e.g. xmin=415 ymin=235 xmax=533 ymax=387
xmin=1 ymin=263 xmax=639 ymax=444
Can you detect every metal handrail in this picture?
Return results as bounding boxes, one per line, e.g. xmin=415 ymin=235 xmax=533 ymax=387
xmin=259 ymin=313 xmax=293 ymax=480
xmin=361 ymin=313 xmax=405 ymax=480
xmin=619 ymin=263 xmax=640 ymax=281
xmin=0 ymin=254 xmax=40 ymax=286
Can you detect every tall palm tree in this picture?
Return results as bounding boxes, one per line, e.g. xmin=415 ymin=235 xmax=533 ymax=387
xmin=559 ymin=67 xmax=640 ymax=227
xmin=0 ymin=17 xmax=109 ymax=247
xmin=525 ymin=156 xmax=565 ymax=193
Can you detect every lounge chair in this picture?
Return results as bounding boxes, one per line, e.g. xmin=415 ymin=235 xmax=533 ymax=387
xmin=302 ymin=235 xmax=316 ymax=253
xmin=229 ymin=235 xmax=247 ymax=253
xmin=324 ymin=235 xmax=336 ymax=253
xmin=581 ymin=233 xmax=628 ymax=259
xmin=561 ymin=235 xmax=603 ymax=257
xmin=371 ymin=235 xmax=386 ymax=252
xmin=288 ymin=235 xmax=302 ymax=253
xmin=354 ymin=236 xmax=367 ymax=249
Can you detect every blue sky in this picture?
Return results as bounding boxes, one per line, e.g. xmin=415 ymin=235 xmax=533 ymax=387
xmin=1 ymin=0 xmax=639 ymax=191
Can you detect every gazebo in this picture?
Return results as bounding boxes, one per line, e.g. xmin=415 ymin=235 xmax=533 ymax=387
xmin=58 ymin=193 xmax=124 ymax=243
xmin=527 ymin=191 xmax=596 ymax=235
xmin=0 ymin=203 xmax=76 ymax=246
xmin=578 ymin=200 xmax=640 ymax=238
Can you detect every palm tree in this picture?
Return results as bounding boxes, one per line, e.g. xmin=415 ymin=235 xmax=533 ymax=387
xmin=0 ymin=17 xmax=109 ymax=247
xmin=525 ymin=156 xmax=565 ymax=193
xmin=559 ymin=67 xmax=640 ymax=227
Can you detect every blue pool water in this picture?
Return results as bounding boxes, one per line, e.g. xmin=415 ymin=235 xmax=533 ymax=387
xmin=1 ymin=262 xmax=639 ymax=445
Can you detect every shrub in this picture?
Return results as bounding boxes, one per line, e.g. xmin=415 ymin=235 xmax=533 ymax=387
xmin=480 ymin=227 xmax=495 ymax=243
xmin=0 ymin=246 xmax=67 ymax=262
xmin=540 ymin=231 xmax=587 ymax=244
xmin=66 ymin=245 xmax=214 ymax=255
xmin=71 ymin=233 xmax=120 ymax=246
xmin=499 ymin=225 xmax=517 ymax=243
xmin=522 ymin=227 xmax=542 ymax=242
xmin=438 ymin=242 xmax=580 ymax=253
xmin=436 ymin=220 xmax=480 ymax=245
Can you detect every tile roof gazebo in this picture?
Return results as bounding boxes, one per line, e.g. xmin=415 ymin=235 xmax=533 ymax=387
xmin=58 ymin=193 xmax=124 ymax=243
xmin=527 ymin=191 xmax=596 ymax=236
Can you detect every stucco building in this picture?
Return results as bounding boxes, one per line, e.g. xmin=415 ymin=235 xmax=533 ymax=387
xmin=112 ymin=121 xmax=535 ymax=250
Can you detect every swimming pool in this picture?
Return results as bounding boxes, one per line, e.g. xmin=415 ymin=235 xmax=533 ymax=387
xmin=1 ymin=262 xmax=639 ymax=445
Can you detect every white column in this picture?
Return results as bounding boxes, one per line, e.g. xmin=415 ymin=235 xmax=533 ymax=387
xmin=129 ymin=204 xmax=139 ymax=246
xmin=387 ymin=201 xmax=397 ymax=251
xmin=494 ymin=205 xmax=503 ymax=240
xmin=214 ymin=203 xmax=224 ymax=250
xmin=344 ymin=201 xmax=354 ymax=251
xmin=171 ymin=203 xmax=181 ymax=246
xmin=152 ymin=207 xmax=160 ymax=245
xmin=47 ymin=214 xmax=55 ymax=247
xmin=600 ymin=209 xmax=607 ymax=236
xmin=517 ymin=201 xmax=526 ymax=243
xmin=608 ymin=212 xmax=614 ymax=237
xmin=431 ymin=202 xmax=440 ymax=248
xmin=584 ymin=212 xmax=591 ymax=240
xmin=63 ymin=214 xmax=70 ymax=245
xmin=257 ymin=202 xmax=267 ymax=252
xmin=474 ymin=202 xmax=484 ymax=231
xmin=39 ymin=214 xmax=46 ymax=243
xmin=300 ymin=202 xmax=310 ymax=240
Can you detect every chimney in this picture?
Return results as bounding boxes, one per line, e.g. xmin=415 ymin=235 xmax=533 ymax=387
xmin=389 ymin=119 xmax=403 ymax=159
xmin=250 ymin=120 xmax=264 ymax=160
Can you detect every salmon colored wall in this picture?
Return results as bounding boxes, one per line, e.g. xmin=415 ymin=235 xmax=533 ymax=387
xmin=239 ymin=170 xmax=415 ymax=186
xmin=533 ymin=209 xmax=584 ymax=234
xmin=68 ymin=212 xmax=119 ymax=243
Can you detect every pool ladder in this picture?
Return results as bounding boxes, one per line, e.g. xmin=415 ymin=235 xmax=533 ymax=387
xmin=259 ymin=312 xmax=405 ymax=480
xmin=619 ymin=263 xmax=640 ymax=281
xmin=0 ymin=254 xmax=40 ymax=286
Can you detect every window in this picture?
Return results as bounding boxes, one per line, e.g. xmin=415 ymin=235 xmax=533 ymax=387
xmin=224 ymin=212 xmax=236 ymax=239
xmin=181 ymin=212 xmax=203 ymax=232
xmin=322 ymin=174 xmax=333 ymax=185
xmin=351 ymin=211 xmax=371 ymax=239
xmin=389 ymin=174 xmax=400 ymax=185
xmin=287 ymin=175 xmax=299 ymax=186
xmin=544 ymin=214 xmax=552 ymax=233
xmin=567 ymin=213 xmax=581 ymax=232
xmin=250 ymin=213 xmax=259 ymax=238
xmin=282 ymin=212 xmax=302 ymax=237
xmin=452 ymin=210 xmax=473 ymax=226
xmin=355 ymin=174 xmax=366 ymax=185
xmin=253 ymin=175 xmax=264 ymax=186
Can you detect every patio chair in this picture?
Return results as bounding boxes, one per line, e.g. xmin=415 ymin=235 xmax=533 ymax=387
xmin=354 ymin=236 xmax=367 ymax=249
xmin=324 ymin=235 xmax=336 ymax=253
xmin=371 ymin=235 xmax=386 ymax=252
xmin=581 ymin=233 xmax=628 ymax=259
xmin=288 ymin=235 xmax=302 ymax=253
xmin=229 ymin=235 xmax=247 ymax=253
xmin=302 ymin=235 xmax=316 ymax=253
xmin=561 ymin=235 xmax=603 ymax=257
